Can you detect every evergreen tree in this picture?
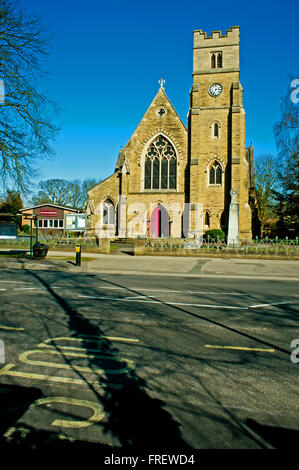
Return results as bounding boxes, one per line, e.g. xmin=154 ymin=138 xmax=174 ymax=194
xmin=0 ymin=189 xmax=23 ymax=227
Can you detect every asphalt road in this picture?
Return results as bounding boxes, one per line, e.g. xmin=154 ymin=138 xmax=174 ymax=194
xmin=0 ymin=266 xmax=298 ymax=450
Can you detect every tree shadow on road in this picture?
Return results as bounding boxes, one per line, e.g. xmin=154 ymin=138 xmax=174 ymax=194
xmin=4 ymin=267 xmax=297 ymax=449
xmin=245 ymin=419 xmax=299 ymax=448
xmin=25 ymin=270 xmax=190 ymax=449
xmin=0 ymin=383 xmax=42 ymax=441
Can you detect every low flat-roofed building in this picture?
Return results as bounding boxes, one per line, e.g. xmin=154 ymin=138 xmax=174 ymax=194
xmin=20 ymin=204 xmax=81 ymax=235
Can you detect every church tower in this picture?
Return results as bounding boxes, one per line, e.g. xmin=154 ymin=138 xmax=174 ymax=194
xmin=188 ymin=26 xmax=252 ymax=240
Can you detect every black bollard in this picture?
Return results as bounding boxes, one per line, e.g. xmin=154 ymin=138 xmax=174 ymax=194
xmin=75 ymin=244 xmax=81 ymax=266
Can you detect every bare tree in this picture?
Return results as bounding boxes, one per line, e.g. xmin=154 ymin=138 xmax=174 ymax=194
xmin=0 ymin=0 xmax=59 ymax=191
xmin=32 ymin=179 xmax=81 ymax=207
xmin=254 ymin=154 xmax=279 ymax=237
xmin=31 ymin=178 xmax=102 ymax=208
xmin=274 ymin=76 xmax=299 ymax=237
xmin=81 ymin=178 xmax=101 ymax=207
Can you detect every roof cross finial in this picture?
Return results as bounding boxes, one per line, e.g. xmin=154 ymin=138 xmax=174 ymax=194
xmin=158 ymin=78 xmax=165 ymax=89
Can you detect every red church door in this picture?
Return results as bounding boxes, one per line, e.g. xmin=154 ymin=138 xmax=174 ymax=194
xmin=150 ymin=205 xmax=169 ymax=238
xmin=150 ymin=206 xmax=161 ymax=238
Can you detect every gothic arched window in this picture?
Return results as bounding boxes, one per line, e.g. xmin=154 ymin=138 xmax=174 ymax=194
xmin=217 ymin=52 xmax=222 ymax=68
xmin=144 ymin=136 xmax=177 ymax=190
xmin=209 ymin=161 xmax=222 ymax=185
xmin=213 ymin=122 xmax=219 ymax=138
xmin=204 ymin=211 xmax=210 ymax=228
xmin=211 ymin=53 xmax=216 ymax=69
xmin=103 ymin=199 xmax=115 ymax=224
xmin=211 ymin=52 xmax=223 ymax=69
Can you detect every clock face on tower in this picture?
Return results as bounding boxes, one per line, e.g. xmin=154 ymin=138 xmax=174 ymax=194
xmin=208 ymin=83 xmax=223 ymax=97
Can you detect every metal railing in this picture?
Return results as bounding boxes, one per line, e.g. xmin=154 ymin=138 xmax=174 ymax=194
xmin=143 ymin=236 xmax=299 ymax=256
xmin=1 ymin=235 xmax=298 ymax=256
xmin=37 ymin=233 xmax=98 ymax=247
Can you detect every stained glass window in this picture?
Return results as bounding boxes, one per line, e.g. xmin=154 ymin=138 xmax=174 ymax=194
xmin=144 ymin=135 xmax=177 ymax=190
xmin=169 ymin=157 xmax=176 ymax=189
xmin=153 ymin=158 xmax=160 ymax=189
xmin=161 ymin=157 xmax=168 ymax=189
xmin=145 ymin=158 xmax=151 ymax=189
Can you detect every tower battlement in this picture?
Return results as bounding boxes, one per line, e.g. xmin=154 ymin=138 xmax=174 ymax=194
xmin=192 ymin=26 xmax=240 ymax=74
xmin=193 ymin=26 xmax=240 ymax=48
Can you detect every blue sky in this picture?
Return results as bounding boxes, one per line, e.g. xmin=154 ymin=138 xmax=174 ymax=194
xmin=22 ymin=0 xmax=298 ymax=186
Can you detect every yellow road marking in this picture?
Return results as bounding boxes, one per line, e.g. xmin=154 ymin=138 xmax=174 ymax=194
xmin=39 ymin=344 xmax=117 ymax=354
xmin=205 ymin=345 xmax=275 ymax=352
xmin=19 ymin=349 xmax=134 ymax=374
xmin=0 ymin=363 xmax=124 ymax=389
xmin=0 ymin=334 xmax=136 ymax=397
xmin=30 ymin=397 xmax=105 ymax=428
xmin=0 ymin=325 xmax=24 ymax=331
xmin=39 ymin=335 xmax=139 ymax=346
xmin=0 ymin=363 xmax=89 ymax=385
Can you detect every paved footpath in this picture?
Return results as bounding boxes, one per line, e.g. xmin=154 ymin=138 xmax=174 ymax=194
xmin=1 ymin=250 xmax=298 ymax=281
xmin=52 ymin=251 xmax=299 ymax=280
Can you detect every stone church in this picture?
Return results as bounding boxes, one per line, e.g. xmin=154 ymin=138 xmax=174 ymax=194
xmin=87 ymin=26 xmax=255 ymax=241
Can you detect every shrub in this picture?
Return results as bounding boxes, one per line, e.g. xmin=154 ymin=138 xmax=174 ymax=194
xmin=204 ymin=229 xmax=225 ymax=241
xmin=21 ymin=224 xmax=30 ymax=234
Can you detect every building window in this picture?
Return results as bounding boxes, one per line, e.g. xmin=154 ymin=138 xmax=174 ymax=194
xmin=211 ymin=52 xmax=223 ymax=69
xmin=204 ymin=211 xmax=210 ymax=228
xmin=211 ymin=53 xmax=216 ymax=69
xmin=144 ymin=135 xmax=177 ymax=190
xmin=144 ymin=159 xmax=151 ymax=189
xmin=103 ymin=199 xmax=115 ymax=225
xmin=217 ymin=52 xmax=222 ymax=68
xmin=220 ymin=211 xmax=227 ymax=232
xmin=209 ymin=161 xmax=222 ymax=185
xmin=36 ymin=219 xmax=64 ymax=229
xmin=212 ymin=122 xmax=219 ymax=138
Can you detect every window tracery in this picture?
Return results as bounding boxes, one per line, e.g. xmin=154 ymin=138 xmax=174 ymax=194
xmin=144 ymin=136 xmax=177 ymax=190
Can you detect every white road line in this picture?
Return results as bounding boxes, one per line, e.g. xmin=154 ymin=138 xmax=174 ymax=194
xmin=12 ymin=286 xmax=65 ymax=292
xmin=77 ymin=295 xmax=247 ymax=309
xmin=0 ymin=289 xmax=7 ymax=291
xmin=0 ymin=281 xmax=34 ymax=284
xmin=14 ymin=287 xmax=42 ymax=291
xmin=100 ymin=286 xmax=248 ymax=295
xmin=191 ymin=292 xmax=249 ymax=296
xmin=124 ymin=296 xmax=148 ymax=299
xmin=249 ymin=301 xmax=299 ymax=308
